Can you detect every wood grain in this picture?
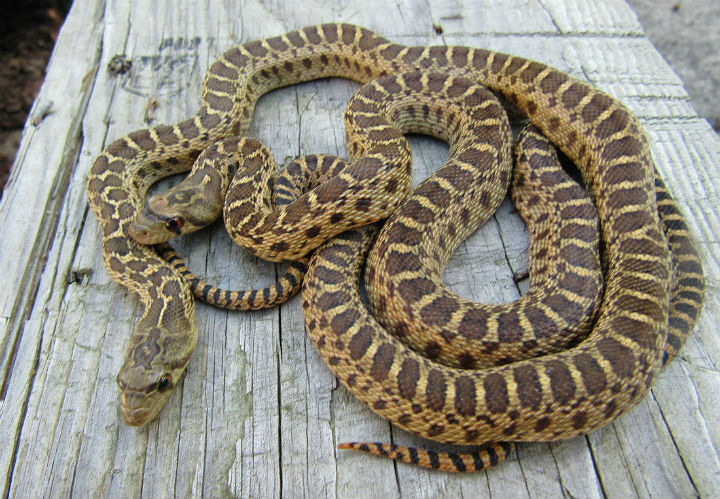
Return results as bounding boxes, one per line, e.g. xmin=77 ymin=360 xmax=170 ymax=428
xmin=0 ymin=0 xmax=717 ymax=497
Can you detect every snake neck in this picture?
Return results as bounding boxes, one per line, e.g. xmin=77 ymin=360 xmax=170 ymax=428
xmin=87 ymin=138 xmax=200 ymax=428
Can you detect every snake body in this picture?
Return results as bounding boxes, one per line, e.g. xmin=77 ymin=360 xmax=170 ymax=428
xmin=86 ymin=24 xmax=704 ymax=469
xmin=363 ymin=123 xmax=604 ymax=370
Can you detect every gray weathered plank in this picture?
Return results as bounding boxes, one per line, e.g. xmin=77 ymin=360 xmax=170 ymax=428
xmin=0 ymin=0 xmax=718 ymax=497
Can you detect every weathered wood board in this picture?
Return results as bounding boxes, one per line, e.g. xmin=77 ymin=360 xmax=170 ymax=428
xmin=0 ymin=0 xmax=718 ymax=497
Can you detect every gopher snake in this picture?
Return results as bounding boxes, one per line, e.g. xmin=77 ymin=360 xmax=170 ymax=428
xmin=86 ymin=24 xmax=705 ymax=470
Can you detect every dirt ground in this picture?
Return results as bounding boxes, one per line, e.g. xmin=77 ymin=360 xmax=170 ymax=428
xmin=0 ymin=4 xmax=66 ymax=197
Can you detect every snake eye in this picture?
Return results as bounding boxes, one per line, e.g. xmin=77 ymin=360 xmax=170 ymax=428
xmin=158 ymin=374 xmax=173 ymax=392
xmin=165 ymin=216 xmax=184 ymax=233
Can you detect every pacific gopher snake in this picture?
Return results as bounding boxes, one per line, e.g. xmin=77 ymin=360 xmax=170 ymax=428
xmin=86 ymin=24 xmax=704 ymax=471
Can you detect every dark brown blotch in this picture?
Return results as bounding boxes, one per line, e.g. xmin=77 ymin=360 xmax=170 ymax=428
xmin=304 ymin=225 xmax=321 ymax=239
xmin=322 ymin=24 xmax=339 ymax=43
xmin=559 ymin=222 xmax=598 ymax=244
xmin=397 ymin=358 xmax=420 ymax=400
xmin=127 ymin=129 xmax=156 ymax=152
xmin=284 ymin=197 xmax=312 ymax=225
xmin=313 ymin=265 xmax=345 ymax=285
xmin=450 ymin=46 xmax=469 ymax=68
xmin=348 ymin=325 xmax=374 ymax=360
xmin=513 ymin=365 xmax=542 ymax=410
xmin=106 ymin=138 xmax=137 ymax=160
xmin=402 ymin=199 xmax=434 ymax=224
xmin=497 ymin=311 xmax=522 ymax=343
xmin=457 ymin=308 xmax=490 ymax=341
xmin=573 ymin=352 xmax=606 ymax=395
xmin=490 ymin=52 xmax=509 ymax=75
xmin=330 ymin=308 xmax=360 ymax=337
xmin=544 ymin=359 xmax=576 ymax=405
xmin=178 ymin=119 xmax=200 ymax=140
xmin=209 ymin=60 xmax=238 ymax=79
xmin=427 ymin=46 xmax=448 ymax=68
xmin=612 ymin=210 xmax=655 ymax=234
xmin=303 ymin=26 xmax=322 ymax=45
xmin=198 ymin=108 xmax=221 ymax=129
xmin=520 ymin=61 xmax=545 ymax=84
xmin=580 ymin=93 xmax=613 ymax=124
xmin=437 ymin=163 xmax=472 ymax=186
xmin=155 ymin=124 xmax=180 ymax=146
xmin=572 ymin=411 xmax=587 ymax=429
xmin=286 ymin=31 xmax=305 ymax=48
xmin=224 ymin=47 xmax=249 ymax=68
xmin=457 ymin=147 xmax=495 ymax=169
xmin=420 ymin=295 xmax=459 ymax=326
xmin=401 ymin=47 xmax=425 ymax=68
xmin=383 ymin=222 xmax=423 ymax=246
xmin=560 ymin=244 xmax=598 ymax=271
xmin=417 ymin=180 xmax=451 ymax=207
xmin=535 ymin=416 xmax=551 ymax=433
xmin=558 ymin=272 xmax=599 ymax=297
xmin=596 ymin=336 xmax=636 ymax=379
xmin=602 ymin=136 xmax=645 ymax=162
xmin=383 ymin=249 xmax=421 ymax=275
xmin=561 ymin=83 xmax=590 ymax=109
xmin=539 ymin=71 xmax=568 ymax=95
xmin=341 ymin=24 xmax=357 ymax=45
xmin=370 ymin=344 xmax=396 ymax=382
xmin=270 ymin=241 xmax=289 ymax=254
xmin=595 ymin=109 xmax=629 ymax=140
xmin=505 ymin=57 xmax=526 ymax=76
xmin=267 ymin=36 xmax=288 ymax=52
xmin=483 ymin=373 xmax=509 ymax=413
xmin=426 ymin=369 xmax=447 ymax=411
xmin=244 ymin=40 xmax=268 ymax=58
xmin=314 ymin=177 xmax=350 ymax=204
xmin=522 ymin=305 xmax=553 ymax=339
xmin=354 ymin=197 xmax=372 ymax=212
xmin=379 ymin=44 xmax=403 ymax=60
xmin=205 ymin=93 xmax=234 ymax=112
xmin=424 ymin=341 xmax=441 ymax=360
xmin=454 ymin=376 xmax=477 ymax=416
xmin=316 ymin=290 xmax=349 ymax=312
xmin=397 ymin=277 xmax=436 ymax=304
xmin=607 ymin=186 xmax=647 ymax=210
xmin=205 ymin=77 xmax=234 ymax=94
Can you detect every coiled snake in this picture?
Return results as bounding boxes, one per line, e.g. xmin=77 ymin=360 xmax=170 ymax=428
xmin=86 ymin=24 xmax=705 ymax=471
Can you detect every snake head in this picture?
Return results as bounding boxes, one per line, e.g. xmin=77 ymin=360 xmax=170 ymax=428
xmin=116 ymin=358 xmax=189 ymax=426
xmin=116 ymin=308 xmax=196 ymax=426
xmin=127 ymin=194 xmax=188 ymax=244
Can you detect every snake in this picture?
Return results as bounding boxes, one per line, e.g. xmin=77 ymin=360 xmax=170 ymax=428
xmin=361 ymin=123 xmax=605 ymax=371
xmin=154 ymin=150 xmax=352 ymax=310
xmin=86 ymin=24 xmax=705 ymax=469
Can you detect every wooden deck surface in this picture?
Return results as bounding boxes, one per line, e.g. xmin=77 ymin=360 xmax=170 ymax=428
xmin=0 ymin=0 xmax=718 ymax=497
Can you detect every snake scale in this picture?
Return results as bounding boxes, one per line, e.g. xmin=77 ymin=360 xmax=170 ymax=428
xmin=86 ymin=24 xmax=705 ymax=471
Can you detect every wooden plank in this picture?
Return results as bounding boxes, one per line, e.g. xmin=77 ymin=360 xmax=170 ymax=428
xmin=0 ymin=0 xmax=718 ymax=497
xmin=0 ymin=0 xmax=107 ymax=495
